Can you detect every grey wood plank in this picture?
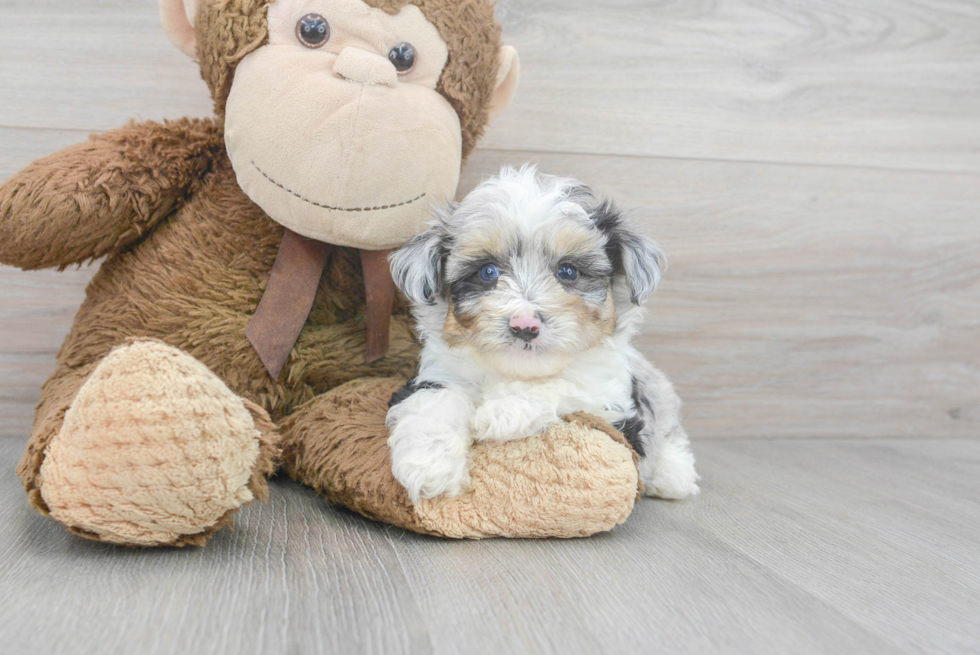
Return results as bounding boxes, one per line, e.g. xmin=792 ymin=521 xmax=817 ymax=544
xmin=460 ymin=150 xmax=980 ymax=439
xmin=384 ymin=521 xmax=896 ymax=655
xmin=0 ymin=259 xmax=94 ymax=439
xmin=0 ymin=127 xmax=92 ymax=180
xmin=0 ymin=440 xmax=432 ymax=655
xmin=0 ymin=2 xmax=213 ymax=131
xmin=0 ymin=354 xmax=58 ymax=439
xmin=2 ymin=437 xmax=979 ymax=654
xmin=0 ymin=265 xmax=94 ymax=354
xmin=484 ymin=0 xmax=980 ymax=173
xmin=684 ymin=438 xmax=980 ymax=655
xmin=2 ymin=141 xmax=978 ymax=440
xmin=1 ymin=1 xmax=978 ymax=173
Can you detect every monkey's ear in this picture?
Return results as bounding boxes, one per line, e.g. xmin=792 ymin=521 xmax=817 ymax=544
xmin=488 ymin=46 xmax=521 ymax=121
xmin=388 ymin=220 xmax=452 ymax=307
xmin=160 ymin=0 xmax=201 ymax=59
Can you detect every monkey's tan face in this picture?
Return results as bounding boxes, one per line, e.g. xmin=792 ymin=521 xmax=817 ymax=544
xmin=225 ymin=0 xmax=462 ymax=249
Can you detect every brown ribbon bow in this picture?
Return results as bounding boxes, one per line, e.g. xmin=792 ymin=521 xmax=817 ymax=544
xmin=246 ymin=229 xmax=396 ymax=379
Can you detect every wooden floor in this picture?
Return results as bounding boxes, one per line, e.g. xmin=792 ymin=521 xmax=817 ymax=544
xmin=1 ymin=1 xmax=979 ymax=653
xmin=1 ymin=437 xmax=978 ymax=655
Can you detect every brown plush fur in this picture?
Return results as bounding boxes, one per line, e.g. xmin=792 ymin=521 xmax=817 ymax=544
xmin=408 ymin=0 xmax=503 ymax=161
xmin=565 ymin=412 xmax=645 ymax=499
xmin=0 ymin=118 xmax=223 ymax=270
xmin=195 ymin=0 xmax=501 ymax=161
xmin=196 ymin=0 xmax=275 ymax=117
xmin=413 ymin=416 xmax=640 ymax=539
xmin=281 ymin=378 xmax=641 ymax=539
xmin=0 ymin=0 xmax=638 ymax=546
xmin=280 ymin=377 xmax=437 ymax=535
xmin=5 ymin=120 xmax=420 ymax=544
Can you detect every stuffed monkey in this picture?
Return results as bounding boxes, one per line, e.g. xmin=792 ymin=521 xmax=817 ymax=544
xmin=0 ymin=0 xmax=641 ymax=546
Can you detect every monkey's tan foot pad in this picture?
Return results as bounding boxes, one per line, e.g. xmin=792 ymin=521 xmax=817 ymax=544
xmin=38 ymin=340 xmax=279 ymax=547
xmin=281 ymin=378 xmax=640 ymax=539
xmin=416 ymin=413 xmax=641 ymax=538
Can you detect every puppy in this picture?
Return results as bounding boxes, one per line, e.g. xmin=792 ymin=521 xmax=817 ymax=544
xmin=386 ymin=166 xmax=699 ymax=503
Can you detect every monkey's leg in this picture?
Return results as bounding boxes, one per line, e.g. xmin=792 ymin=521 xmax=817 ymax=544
xmin=279 ymin=378 xmax=429 ymax=532
xmin=18 ymin=340 xmax=280 ymax=547
xmin=279 ymin=378 xmax=642 ymax=539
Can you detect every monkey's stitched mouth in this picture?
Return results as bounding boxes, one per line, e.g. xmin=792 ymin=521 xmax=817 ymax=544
xmin=252 ymin=161 xmax=426 ymax=212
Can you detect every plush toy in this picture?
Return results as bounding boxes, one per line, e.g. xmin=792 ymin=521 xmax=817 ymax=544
xmin=0 ymin=0 xmax=641 ymax=547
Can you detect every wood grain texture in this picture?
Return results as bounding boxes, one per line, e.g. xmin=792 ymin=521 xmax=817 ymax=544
xmin=0 ymin=1 xmax=213 ymax=131
xmin=0 ymin=354 xmax=61 ymax=440
xmin=0 ymin=127 xmax=93 ymax=179
xmin=2 ymin=3 xmax=978 ymax=654
xmin=1 ymin=1 xmax=978 ymax=172
xmin=0 ymin=437 xmax=977 ymax=654
xmin=484 ymin=0 xmax=980 ymax=173
xmin=2 ymin=140 xmax=978 ymax=439
xmin=460 ymin=150 xmax=980 ymax=439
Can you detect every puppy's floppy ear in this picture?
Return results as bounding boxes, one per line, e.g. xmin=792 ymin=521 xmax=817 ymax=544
xmin=389 ymin=216 xmax=452 ymax=306
xmin=592 ymin=200 xmax=667 ymax=305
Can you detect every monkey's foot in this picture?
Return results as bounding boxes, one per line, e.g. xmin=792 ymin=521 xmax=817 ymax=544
xmin=282 ymin=379 xmax=640 ymax=539
xmin=416 ymin=413 xmax=640 ymax=538
xmin=38 ymin=340 xmax=279 ymax=547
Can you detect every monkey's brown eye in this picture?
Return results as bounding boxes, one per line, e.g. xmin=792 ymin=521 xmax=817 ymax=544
xmin=388 ymin=42 xmax=417 ymax=74
xmin=296 ymin=14 xmax=330 ymax=49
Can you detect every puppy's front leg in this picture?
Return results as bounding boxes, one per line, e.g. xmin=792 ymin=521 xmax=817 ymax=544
xmin=471 ymin=380 xmax=606 ymax=443
xmin=470 ymin=393 xmax=557 ymax=443
xmin=386 ymin=386 xmax=474 ymax=503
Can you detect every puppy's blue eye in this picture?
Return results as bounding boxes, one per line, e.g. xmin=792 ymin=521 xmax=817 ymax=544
xmin=557 ymin=264 xmax=578 ymax=281
xmin=480 ymin=263 xmax=499 ymax=282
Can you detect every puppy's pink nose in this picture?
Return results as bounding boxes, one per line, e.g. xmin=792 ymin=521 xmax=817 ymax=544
xmin=509 ymin=313 xmax=541 ymax=342
xmin=510 ymin=314 xmax=542 ymax=332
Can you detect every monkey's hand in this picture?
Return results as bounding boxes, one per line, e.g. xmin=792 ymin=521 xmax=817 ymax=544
xmin=0 ymin=118 xmax=223 ymax=270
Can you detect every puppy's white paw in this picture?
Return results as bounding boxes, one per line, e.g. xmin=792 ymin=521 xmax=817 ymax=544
xmin=387 ymin=386 xmax=475 ymax=503
xmin=642 ymin=437 xmax=701 ymax=500
xmin=470 ymin=396 xmax=555 ymax=443
xmin=389 ymin=427 xmax=470 ymax=504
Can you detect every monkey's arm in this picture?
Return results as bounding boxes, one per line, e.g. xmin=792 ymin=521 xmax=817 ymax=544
xmin=0 ymin=118 xmax=223 ymax=270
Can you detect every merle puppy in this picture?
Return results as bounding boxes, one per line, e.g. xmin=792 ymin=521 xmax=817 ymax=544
xmin=386 ymin=166 xmax=699 ymax=503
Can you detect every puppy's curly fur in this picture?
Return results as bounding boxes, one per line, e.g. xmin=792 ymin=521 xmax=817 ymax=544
xmin=387 ymin=166 xmax=700 ymax=502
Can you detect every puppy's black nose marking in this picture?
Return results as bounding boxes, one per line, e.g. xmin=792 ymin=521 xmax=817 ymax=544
xmin=510 ymin=326 xmax=539 ymax=342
